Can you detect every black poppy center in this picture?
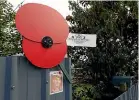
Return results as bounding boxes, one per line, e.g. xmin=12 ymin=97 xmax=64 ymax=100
xmin=41 ymin=36 xmax=53 ymax=48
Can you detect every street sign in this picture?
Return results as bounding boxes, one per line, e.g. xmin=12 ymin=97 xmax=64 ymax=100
xmin=67 ymin=33 xmax=96 ymax=47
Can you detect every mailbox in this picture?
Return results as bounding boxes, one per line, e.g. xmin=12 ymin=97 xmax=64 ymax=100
xmin=112 ymin=76 xmax=135 ymax=88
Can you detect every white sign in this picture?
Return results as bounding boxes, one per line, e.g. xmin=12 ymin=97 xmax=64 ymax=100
xmin=50 ymin=71 xmax=63 ymax=95
xmin=67 ymin=33 xmax=96 ymax=47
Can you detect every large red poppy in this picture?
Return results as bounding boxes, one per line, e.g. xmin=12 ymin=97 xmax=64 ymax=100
xmin=15 ymin=3 xmax=69 ymax=68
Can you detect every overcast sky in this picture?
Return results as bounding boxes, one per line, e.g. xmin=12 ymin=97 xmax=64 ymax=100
xmin=7 ymin=0 xmax=73 ymax=17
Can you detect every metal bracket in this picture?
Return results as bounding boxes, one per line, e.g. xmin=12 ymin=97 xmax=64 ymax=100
xmin=58 ymin=64 xmax=72 ymax=83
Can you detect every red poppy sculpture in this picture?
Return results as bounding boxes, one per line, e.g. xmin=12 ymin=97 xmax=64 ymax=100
xmin=15 ymin=3 xmax=69 ymax=68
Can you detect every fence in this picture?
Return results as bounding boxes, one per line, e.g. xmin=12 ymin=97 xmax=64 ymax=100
xmin=0 ymin=56 xmax=72 ymax=100
xmin=114 ymin=82 xmax=138 ymax=100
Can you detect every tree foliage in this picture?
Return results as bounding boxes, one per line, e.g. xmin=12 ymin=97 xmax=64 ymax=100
xmin=0 ymin=0 xmax=21 ymax=56
xmin=67 ymin=1 xmax=138 ymax=84
xmin=68 ymin=1 xmax=138 ymax=99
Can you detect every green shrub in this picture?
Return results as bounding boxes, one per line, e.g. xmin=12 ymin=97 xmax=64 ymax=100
xmin=72 ymin=84 xmax=101 ymax=100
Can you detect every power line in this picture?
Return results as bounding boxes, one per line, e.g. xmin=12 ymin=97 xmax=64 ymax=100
xmin=13 ymin=0 xmax=25 ymax=12
xmin=3 ymin=0 xmax=26 ymax=23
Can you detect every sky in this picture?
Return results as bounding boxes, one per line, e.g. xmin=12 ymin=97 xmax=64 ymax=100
xmin=7 ymin=0 xmax=73 ymax=18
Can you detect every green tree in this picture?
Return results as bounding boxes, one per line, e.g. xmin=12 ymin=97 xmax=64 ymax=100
xmin=67 ymin=1 xmax=138 ymax=99
xmin=0 ymin=0 xmax=21 ymax=56
xmin=67 ymin=1 xmax=138 ymax=83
